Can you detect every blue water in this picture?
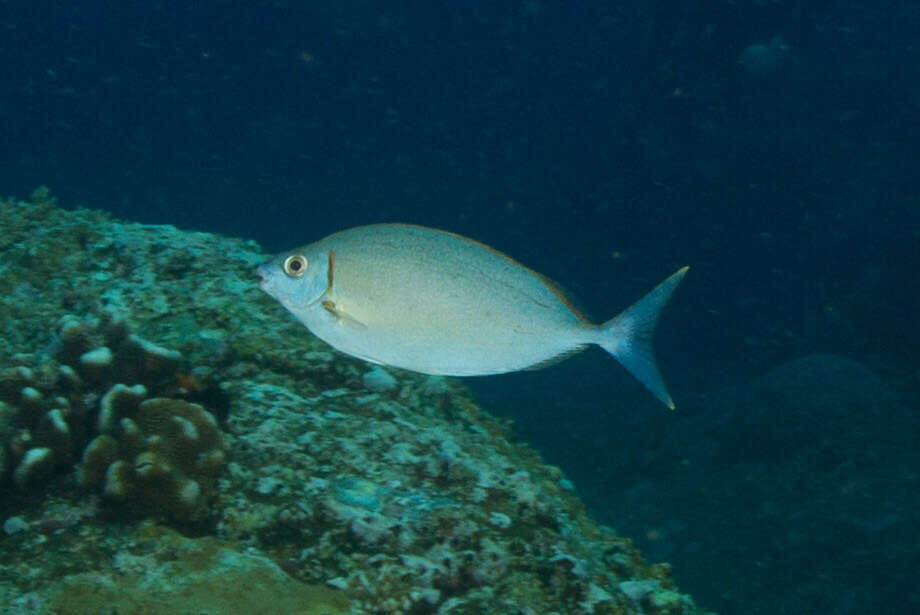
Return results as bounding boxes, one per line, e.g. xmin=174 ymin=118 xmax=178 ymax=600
xmin=2 ymin=2 xmax=918 ymax=613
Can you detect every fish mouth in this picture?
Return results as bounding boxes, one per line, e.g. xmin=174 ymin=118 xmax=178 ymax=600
xmin=254 ymin=263 xmax=271 ymax=291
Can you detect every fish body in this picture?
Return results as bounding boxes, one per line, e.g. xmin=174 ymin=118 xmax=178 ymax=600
xmin=257 ymin=224 xmax=687 ymax=407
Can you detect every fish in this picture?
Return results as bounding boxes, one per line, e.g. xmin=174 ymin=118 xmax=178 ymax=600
xmin=256 ymin=223 xmax=688 ymax=408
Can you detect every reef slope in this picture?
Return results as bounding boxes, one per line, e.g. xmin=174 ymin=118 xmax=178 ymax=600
xmin=0 ymin=190 xmax=710 ymax=615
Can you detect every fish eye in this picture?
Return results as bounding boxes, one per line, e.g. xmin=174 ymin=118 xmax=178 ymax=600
xmin=283 ymin=255 xmax=308 ymax=278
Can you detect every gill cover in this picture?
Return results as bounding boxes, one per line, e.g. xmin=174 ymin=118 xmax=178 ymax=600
xmin=265 ymin=248 xmax=331 ymax=311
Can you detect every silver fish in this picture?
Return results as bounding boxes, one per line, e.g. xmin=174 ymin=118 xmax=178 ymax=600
xmin=256 ymin=224 xmax=687 ymax=408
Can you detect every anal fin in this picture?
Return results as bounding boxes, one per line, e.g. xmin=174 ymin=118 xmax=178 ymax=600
xmin=524 ymin=345 xmax=588 ymax=371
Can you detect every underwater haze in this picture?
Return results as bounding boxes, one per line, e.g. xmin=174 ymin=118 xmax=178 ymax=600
xmin=2 ymin=1 xmax=919 ymax=614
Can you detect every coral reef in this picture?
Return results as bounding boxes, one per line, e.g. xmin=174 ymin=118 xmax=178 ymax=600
xmin=0 ymin=190 xmax=710 ymax=614
xmin=78 ymin=396 xmax=226 ymax=521
xmin=216 ymin=373 xmax=701 ymax=613
xmin=0 ymin=309 xmax=226 ymax=522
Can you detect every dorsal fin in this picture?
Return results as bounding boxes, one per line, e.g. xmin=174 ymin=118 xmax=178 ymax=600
xmin=532 ymin=272 xmax=594 ymax=324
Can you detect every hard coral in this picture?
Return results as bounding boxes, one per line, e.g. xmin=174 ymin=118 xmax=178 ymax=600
xmin=1 ymin=312 xmax=227 ymax=523
xmin=79 ymin=397 xmax=226 ymax=522
xmin=0 ymin=362 xmax=87 ymax=488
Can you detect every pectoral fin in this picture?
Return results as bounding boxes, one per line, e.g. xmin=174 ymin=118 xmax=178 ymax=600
xmin=322 ymin=300 xmax=367 ymax=329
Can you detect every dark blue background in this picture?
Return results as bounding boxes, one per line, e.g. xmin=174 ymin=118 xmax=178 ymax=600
xmin=2 ymin=2 xmax=918 ymax=613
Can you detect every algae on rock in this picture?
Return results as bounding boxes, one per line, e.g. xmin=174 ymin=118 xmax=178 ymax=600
xmin=40 ymin=525 xmax=350 ymax=615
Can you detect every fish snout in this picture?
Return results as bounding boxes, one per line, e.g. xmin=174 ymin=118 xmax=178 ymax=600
xmin=254 ymin=263 xmax=272 ymax=291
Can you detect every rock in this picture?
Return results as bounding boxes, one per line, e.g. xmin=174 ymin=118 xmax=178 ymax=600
xmin=488 ymin=511 xmax=512 ymax=529
xmin=255 ymin=476 xmax=285 ymax=496
xmin=41 ymin=528 xmax=350 ymax=615
xmin=620 ymin=579 xmax=661 ymax=603
xmin=363 ymin=366 xmax=397 ymax=393
xmin=3 ymin=516 xmax=28 ymax=536
xmin=721 ymin=353 xmax=899 ymax=463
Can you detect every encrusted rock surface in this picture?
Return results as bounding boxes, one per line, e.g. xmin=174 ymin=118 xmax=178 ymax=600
xmin=0 ymin=190 xmax=711 ymax=614
xmin=31 ymin=523 xmax=349 ymax=615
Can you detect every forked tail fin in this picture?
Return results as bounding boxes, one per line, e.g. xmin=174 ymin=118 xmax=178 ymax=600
xmin=596 ymin=266 xmax=688 ymax=409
